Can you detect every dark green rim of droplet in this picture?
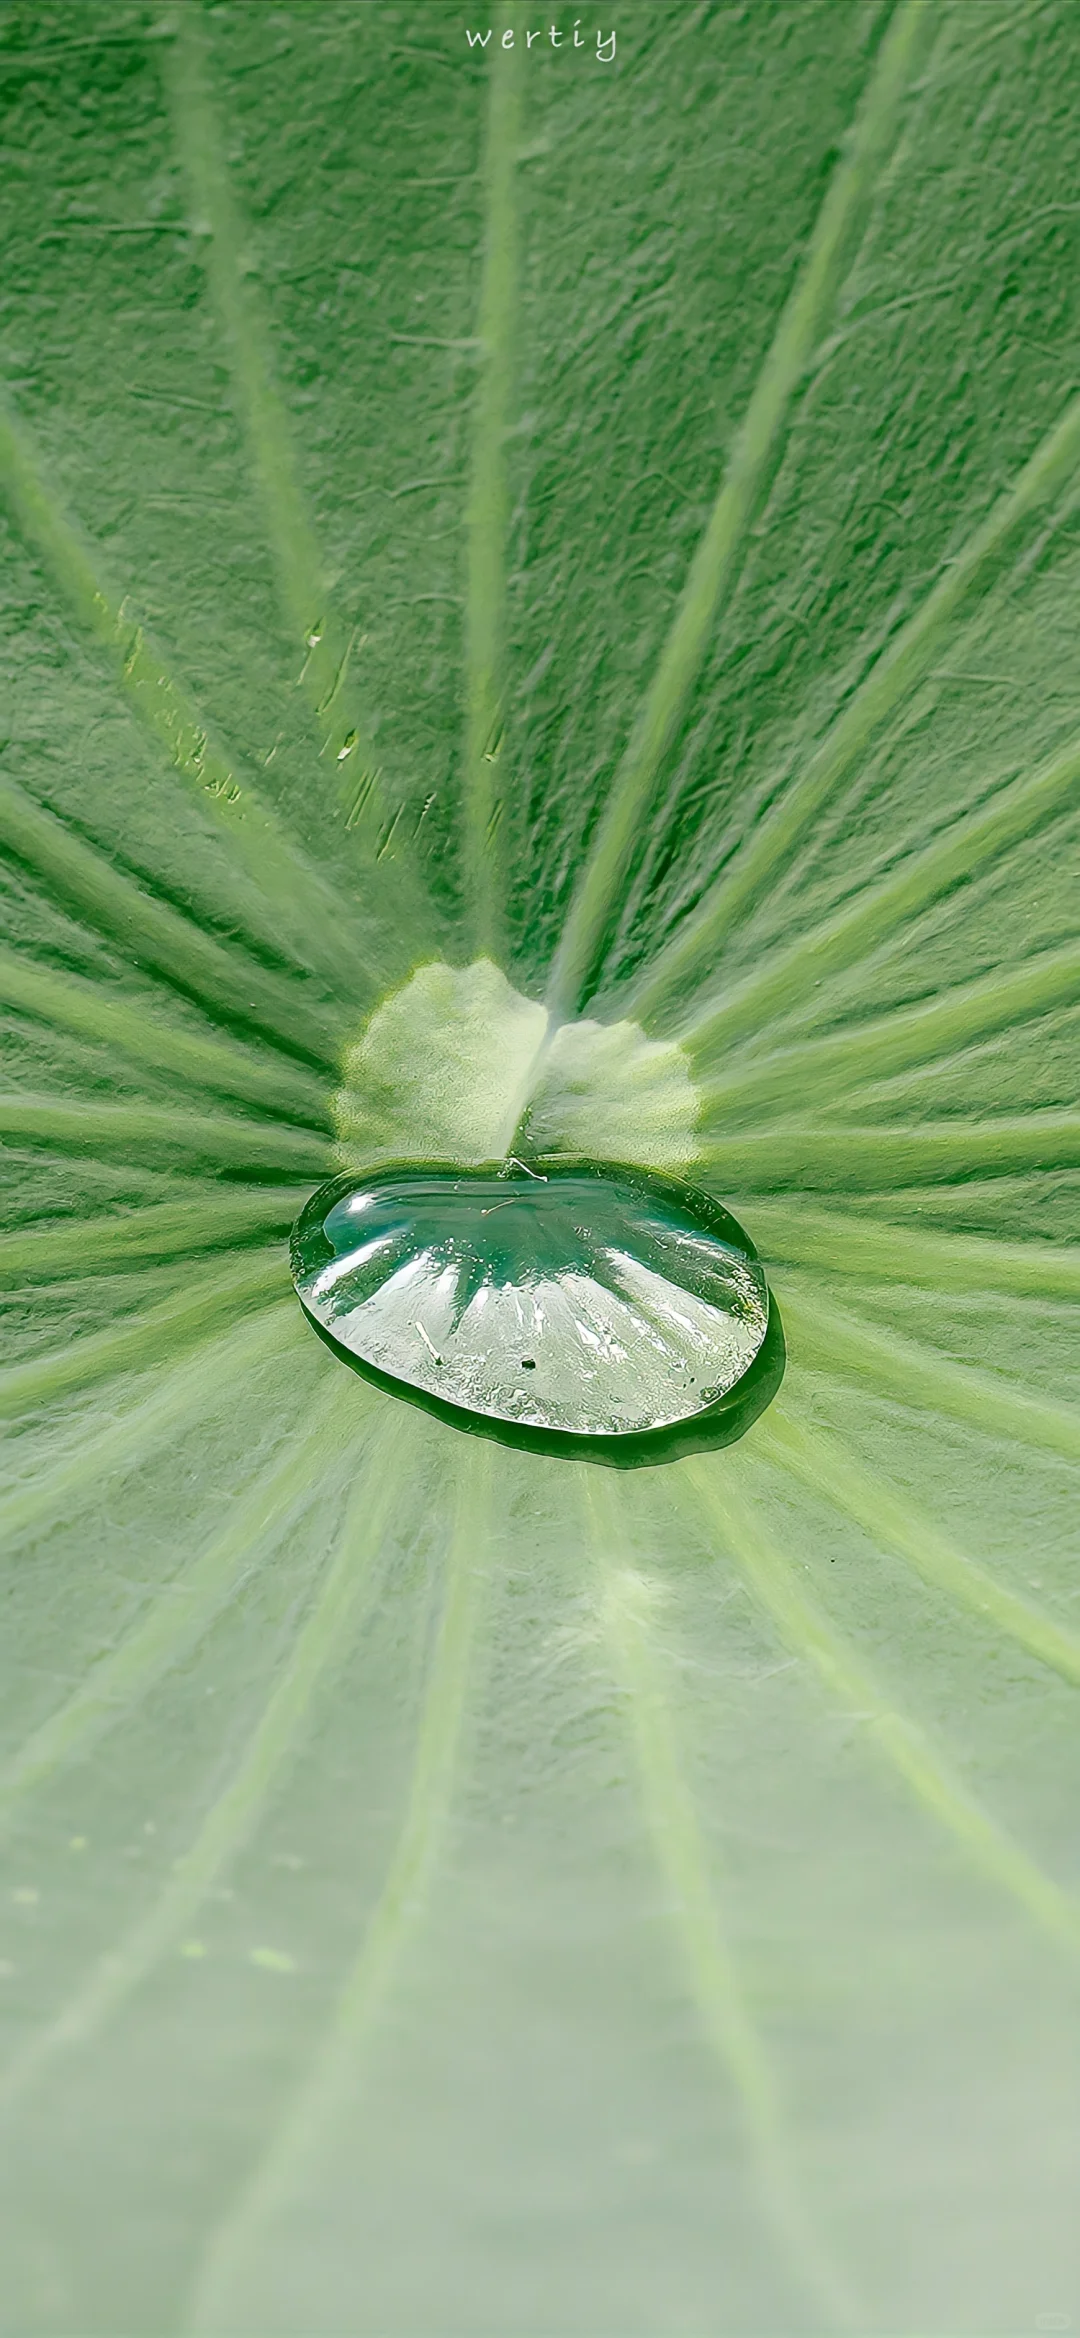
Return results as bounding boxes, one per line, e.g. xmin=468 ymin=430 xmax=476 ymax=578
xmin=290 ymin=1158 xmax=784 ymax=1470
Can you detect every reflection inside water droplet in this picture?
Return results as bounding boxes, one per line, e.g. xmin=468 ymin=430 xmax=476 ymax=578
xmin=291 ymin=1160 xmax=770 ymax=1443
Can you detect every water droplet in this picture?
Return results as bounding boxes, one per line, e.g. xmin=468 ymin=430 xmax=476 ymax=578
xmin=292 ymin=1161 xmax=769 ymax=1443
xmin=249 ymin=1946 xmax=296 ymax=1974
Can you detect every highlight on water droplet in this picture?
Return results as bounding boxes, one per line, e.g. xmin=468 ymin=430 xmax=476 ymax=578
xmin=291 ymin=1158 xmax=774 ymax=1450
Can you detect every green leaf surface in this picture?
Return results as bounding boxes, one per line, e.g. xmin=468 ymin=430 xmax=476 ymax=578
xmin=0 ymin=4 xmax=1078 ymax=2332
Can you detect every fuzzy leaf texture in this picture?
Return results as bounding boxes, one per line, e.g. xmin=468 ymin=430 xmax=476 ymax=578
xmin=1 ymin=3 xmax=1078 ymax=2333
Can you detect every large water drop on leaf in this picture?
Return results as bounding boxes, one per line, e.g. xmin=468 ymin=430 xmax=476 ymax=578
xmin=291 ymin=1161 xmax=769 ymax=1439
